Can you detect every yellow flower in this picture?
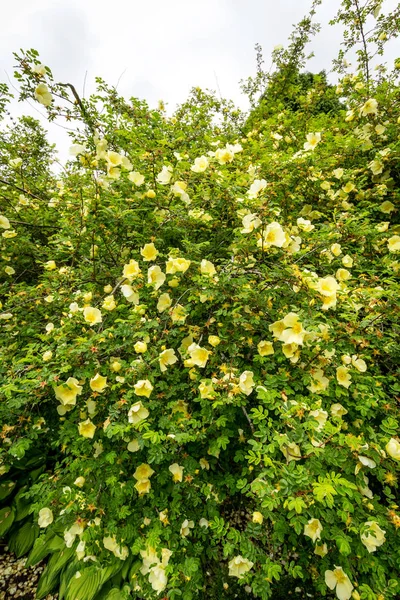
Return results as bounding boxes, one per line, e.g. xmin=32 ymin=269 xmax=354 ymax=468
xmin=78 ymin=419 xmax=96 ymax=439
xmin=333 ymin=168 xmax=344 ymax=179
xmin=128 ymin=171 xmax=145 ymax=186
xmin=257 ymin=340 xmax=274 ymax=356
xmin=134 ymin=341 xmax=147 ymax=353
xmin=166 ymin=257 xmax=191 ymax=274
xmin=42 ymin=350 xmax=53 ymax=362
xmin=159 ymin=348 xmax=178 ymax=372
xmin=191 ymin=156 xmax=209 ymax=172
xmin=257 ymin=222 xmax=286 ymax=249
xmin=314 ymin=543 xmax=328 ymax=557
xmin=186 ymin=343 xmax=210 ymax=368
xmin=331 ymin=403 xmax=348 ymax=418
xmin=90 ymin=373 xmax=108 ymax=393
xmin=134 ymin=379 xmax=153 ymax=398
xmin=134 ymin=463 xmax=155 ymax=481
xmin=380 ymin=200 xmax=395 ymax=213
xmin=388 ymin=235 xmax=400 ymax=252
xmin=228 ymin=556 xmax=254 ymax=579
xmin=241 ymin=213 xmax=262 ymax=233
xmin=360 ymin=98 xmax=378 ymax=116
xmin=369 ymin=159 xmax=384 ymax=175
xmin=330 ymin=243 xmax=342 ymax=256
xmin=297 ymin=217 xmax=314 ymax=232
xmin=342 ymin=255 xmax=353 ymax=268
xmin=336 ymin=268 xmax=351 ymax=282
xmin=281 ymin=441 xmax=301 ymax=462
xmin=156 ymin=165 xmax=173 ymax=184
xmin=135 ymin=479 xmax=152 ymax=495
xmin=336 ymin=366 xmax=352 ymax=388
xmin=169 ymin=463 xmax=184 ymax=482
xmin=238 ymin=371 xmax=255 ymax=395
xmin=199 ymin=458 xmax=210 ymax=470
xmin=386 ymin=438 xmax=400 ymax=460
xmin=141 ymin=243 xmax=158 ymax=261
xmin=304 ymin=518 xmax=323 ymax=543
xmin=106 ymin=151 xmax=123 ymax=167
xmin=199 ymin=379 xmax=215 ymax=399
xmin=0 ymin=215 xmax=10 ymax=229
xmin=74 ymin=476 xmax=85 ymax=488
xmin=34 ymin=83 xmax=52 ymax=106
xmin=83 ymin=306 xmax=102 ymax=326
xmin=304 ymin=132 xmax=321 ymax=151
xmin=351 ymin=355 xmax=367 ymax=372
xmin=127 ymin=439 xmax=140 ymax=452
xmin=200 ymin=259 xmax=216 ymax=276
xmin=159 ymin=510 xmax=169 ymax=525
xmin=269 ymin=319 xmax=285 ymax=339
xmin=170 ymin=304 xmax=187 ymax=323
xmin=360 ymin=521 xmax=386 ymax=553
xmin=280 ymin=312 xmax=306 ymax=345
xmin=180 ymin=519 xmax=194 ymax=537
xmin=308 ymin=368 xmax=329 ymax=394
xmin=38 ymin=508 xmax=53 ymax=528
xmin=2 ymin=230 xmax=17 ymax=239
xmin=123 ymin=259 xmax=141 ymax=280
xmin=147 ymin=265 xmax=166 ymax=290
xmin=325 ymin=567 xmax=353 ymax=600
xmin=318 ymin=276 xmax=339 ymax=296
xmin=208 ymin=335 xmax=220 ymax=347
xmin=102 ymin=295 xmax=116 ymax=310
xmin=128 ymin=401 xmax=149 ymax=424
xmin=215 ymin=146 xmax=235 ymax=164
xmin=252 ymin=512 xmax=263 ymax=524
xmin=44 ymin=260 xmax=56 ymax=270
xmin=120 ymin=284 xmax=139 ymax=304
xmin=157 ymin=293 xmax=172 ymax=313
xmin=5 ymin=266 xmax=15 ymax=275
xmin=55 ymin=377 xmax=83 ymax=406
xmin=247 ymin=179 xmax=267 ymax=199
xmin=309 ymin=409 xmax=328 ymax=431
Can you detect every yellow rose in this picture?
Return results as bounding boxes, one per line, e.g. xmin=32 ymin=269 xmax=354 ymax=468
xmin=336 ymin=366 xmax=352 ymax=388
xmin=134 ymin=379 xmax=153 ymax=398
xmin=228 ymin=556 xmax=254 ymax=579
xmin=0 ymin=215 xmax=10 ymax=229
xmin=38 ymin=508 xmax=53 ymax=528
xmin=147 ymin=265 xmax=166 ymax=290
xmin=141 ymin=243 xmax=158 ymax=261
xmin=123 ymin=259 xmax=141 ymax=280
xmin=128 ymin=171 xmax=145 ymax=186
xmin=54 ymin=377 xmax=83 ymax=406
xmin=157 ymin=293 xmax=172 ymax=313
xmin=208 ymin=335 xmax=220 ymax=347
xmin=304 ymin=518 xmax=323 ymax=543
xmin=252 ymin=512 xmax=263 ymax=524
xmin=199 ymin=380 xmax=215 ymax=399
xmin=159 ymin=348 xmax=178 ymax=372
xmin=102 ymin=295 xmax=116 ymax=311
xmin=83 ymin=306 xmax=102 ymax=326
xmin=128 ymin=401 xmax=149 ymax=424
xmin=169 ymin=463 xmax=184 ymax=482
xmin=78 ymin=419 xmax=96 ymax=439
xmin=257 ymin=340 xmax=274 ymax=356
xmin=186 ymin=343 xmax=210 ymax=368
xmin=90 ymin=373 xmax=108 ymax=393
xmin=134 ymin=463 xmax=155 ymax=481
xmin=386 ymin=438 xmax=400 ymax=461
xmin=238 ymin=371 xmax=255 ymax=395
xmin=191 ymin=156 xmax=209 ymax=172
xmin=200 ymin=259 xmax=216 ymax=276
xmin=134 ymin=341 xmax=147 ymax=353
xmin=34 ymin=83 xmax=52 ymax=106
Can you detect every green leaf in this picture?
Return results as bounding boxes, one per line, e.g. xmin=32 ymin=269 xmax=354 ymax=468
xmin=36 ymin=546 xmax=75 ymax=599
xmin=8 ymin=521 xmax=39 ymax=557
xmin=0 ymin=480 xmax=16 ymax=501
xmin=26 ymin=533 xmax=65 ymax=567
xmin=0 ymin=506 xmax=15 ymax=536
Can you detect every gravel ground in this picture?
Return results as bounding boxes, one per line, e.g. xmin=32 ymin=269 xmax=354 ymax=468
xmin=0 ymin=543 xmax=57 ymax=600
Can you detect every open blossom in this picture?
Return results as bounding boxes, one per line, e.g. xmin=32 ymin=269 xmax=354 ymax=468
xmin=257 ymin=222 xmax=286 ymax=249
xmin=228 ymin=556 xmax=254 ymax=579
xmin=34 ymin=83 xmax=52 ymax=106
xmin=331 ymin=403 xmax=348 ymax=418
xmin=257 ymin=340 xmax=274 ymax=356
xmin=141 ymin=243 xmax=158 ymax=261
xmin=156 ymin=165 xmax=172 ymax=184
xmin=134 ymin=379 xmax=153 ymax=398
xmin=128 ymin=171 xmax=145 ymax=186
xmin=241 ymin=213 xmax=261 ymax=233
xmin=360 ymin=521 xmax=386 ymax=553
xmin=318 ymin=276 xmax=339 ymax=296
xmin=169 ymin=463 xmax=184 ymax=482
xmin=0 ymin=215 xmax=10 ymax=229
xmin=103 ymin=536 xmax=129 ymax=560
xmin=159 ymin=348 xmax=178 ymax=372
xmin=38 ymin=508 xmax=53 ymax=528
xmin=186 ymin=343 xmax=210 ymax=368
xmin=134 ymin=341 xmax=147 ymax=353
xmin=171 ymin=304 xmax=187 ymax=323
xmin=386 ymin=438 xmax=400 ymax=460
xmin=252 ymin=512 xmax=263 ymax=524
xmin=147 ymin=265 xmax=166 ymax=290
xmin=134 ymin=463 xmax=155 ymax=481
xmin=166 ymin=257 xmax=191 ymax=274
xmin=199 ymin=379 xmax=215 ymax=399
xmin=309 ymin=409 xmax=328 ymax=431
xmin=304 ymin=132 xmax=321 ymax=151
xmin=200 ymin=259 xmax=216 ymax=276
xmin=238 ymin=371 xmax=255 ymax=395
xmin=308 ymin=368 xmax=329 ymax=394
xmin=297 ymin=217 xmax=314 ymax=232
xmin=90 ymin=373 xmax=108 ymax=393
xmin=128 ymin=401 xmax=149 ymax=424
xmin=304 ymin=518 xmax=323 ymax=543
xmin=247 ymin=179 xmax=267 ymax=198
xmin=279 ymin=312 xmax=306 ymax=345
xmin=215 ymin=146 xmax=235 ymax=164
xmin=123 ymin=259 xmax=141 ymax=280
xmin=388 ymin=235 xmax=400 ymax=252
xmin=360 ymin=98 xmax=378 ymax=116
xmin=83 ymin=306 xmax=102 ymax=326
xmin=78 ymin=419 xmax=96 ymax=439
xmin=325 ymin=567 xmax=353 ymax=600
xmin=55 ymin=377 xmax=83 ymax=406
xmin=336 ymin=366 xmax=352 ymax=388
xmin=120 ymin=284 xmax=139 ymax=304
xmin=281 ymin=441 xmax=301 ymax=462
xmin=102 ymin=295 xmax=116 ymax=311
xmin=180 ymin=519 xmax=194 ymax=537
xmin=157 ymin=293 xmax=172 ymax=313
xmin=191 ymin=156 xmax=209 ymax=172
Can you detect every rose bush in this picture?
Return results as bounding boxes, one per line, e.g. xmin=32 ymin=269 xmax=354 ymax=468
xmin=0 ymin=1 xmax=400 ymax=599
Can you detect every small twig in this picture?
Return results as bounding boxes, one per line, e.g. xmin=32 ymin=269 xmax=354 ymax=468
xmin=241 ymin=406 xmax=255 ymax=434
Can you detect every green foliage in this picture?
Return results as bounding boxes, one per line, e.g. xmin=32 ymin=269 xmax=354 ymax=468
xmin=0 ymin=1 xmax=400 ymax=600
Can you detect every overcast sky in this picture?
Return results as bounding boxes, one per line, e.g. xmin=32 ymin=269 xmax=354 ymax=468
xmin=1 ymin=0 xmax=398 ymax=160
